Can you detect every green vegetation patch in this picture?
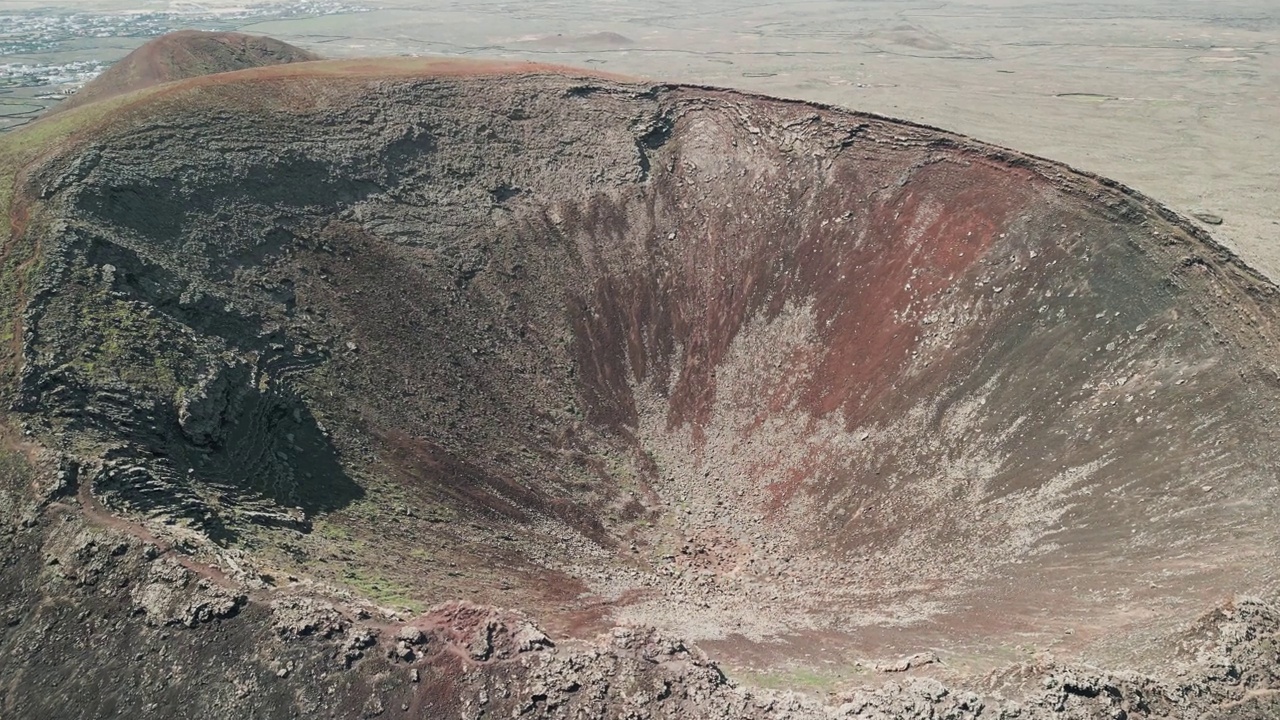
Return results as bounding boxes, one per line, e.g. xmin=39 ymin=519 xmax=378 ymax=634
xmin=341 ymin=567 xmax=424 ymax=613
xmin=51 ymin=266 xmax=187 ymax=394
xmin=0 ymin=91 xmax=164 ymax=394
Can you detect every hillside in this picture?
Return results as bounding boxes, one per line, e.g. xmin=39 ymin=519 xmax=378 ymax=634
xmin=51 ymin=30 xmax=320 ymax=115
xmin=0 ymin=41 xmax=1279 ymax=720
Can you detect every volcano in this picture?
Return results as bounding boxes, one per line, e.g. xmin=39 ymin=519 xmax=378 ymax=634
xmin=1 ymin=34 xmax=1279 ymax=720
xmin=50 ymin=30 xmax=320 ymax=116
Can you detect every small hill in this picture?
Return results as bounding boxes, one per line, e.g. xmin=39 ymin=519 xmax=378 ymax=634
xmin=515 ymin=31 xmax=635 ymax=50
xmin=52 ymin=30 xmax=319 ymax=114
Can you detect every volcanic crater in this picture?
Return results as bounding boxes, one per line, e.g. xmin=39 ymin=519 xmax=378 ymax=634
xmin=3 ymin=33 xmax=1280 ymax=720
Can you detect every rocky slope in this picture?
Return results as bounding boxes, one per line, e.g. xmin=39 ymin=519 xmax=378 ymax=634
xmin=0 ymin=33 xmax=1279 ymax=719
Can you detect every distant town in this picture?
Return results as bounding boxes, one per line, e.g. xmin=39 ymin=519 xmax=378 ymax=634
xmin=0 ymin=1 xmax=368 ymax=107
xmin=0 ymin=59 xmax=109 ymax=97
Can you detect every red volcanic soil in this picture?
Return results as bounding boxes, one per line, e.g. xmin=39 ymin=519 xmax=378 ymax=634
xmin=51 ymin=30 xmax=320 ymax=115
